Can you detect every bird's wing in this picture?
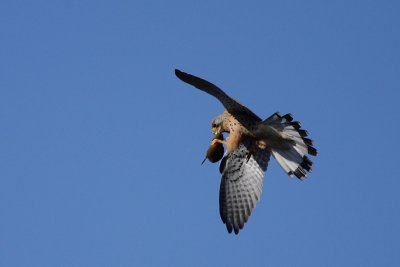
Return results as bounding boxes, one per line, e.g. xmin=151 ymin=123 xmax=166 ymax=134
xmin=219 ymin=137 xmax=271 ymax=234
xmin=175 ymin=69 xmax=261 ymax=124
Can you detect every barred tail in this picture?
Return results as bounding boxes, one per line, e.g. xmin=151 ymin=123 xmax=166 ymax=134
xmin=256 ymin=112 xmax=317 ymax=180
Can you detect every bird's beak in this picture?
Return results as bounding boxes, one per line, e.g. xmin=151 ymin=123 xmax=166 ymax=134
xmin=212 ymin=126 xmax=221 ymax=135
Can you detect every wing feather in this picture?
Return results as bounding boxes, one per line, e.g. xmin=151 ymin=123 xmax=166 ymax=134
xmin=219 ymin=138 xmax=270 ymax=234
xmin=175 ymin=69 xmax=261 ymax=125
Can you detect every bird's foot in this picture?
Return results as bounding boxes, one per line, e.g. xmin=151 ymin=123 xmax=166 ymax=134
xmin=211 ymin=138 xmax=226 ymax=146
xmin=256 ymin=140 xmax=267 ymax=149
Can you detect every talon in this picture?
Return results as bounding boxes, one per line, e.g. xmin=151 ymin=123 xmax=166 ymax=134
xmin=246 ymin=152 xmax=252 ymax=162
xmin=256 ymin=140 xmax=267 ymax=149
xmin=203 ymin=133 xmax=225 ymax=164
xmin=211 ymin=138 xmax=226 ymax=146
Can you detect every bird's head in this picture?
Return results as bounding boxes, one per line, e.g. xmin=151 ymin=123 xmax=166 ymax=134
xmin=211 ymin=115 xmax=224 ymax=135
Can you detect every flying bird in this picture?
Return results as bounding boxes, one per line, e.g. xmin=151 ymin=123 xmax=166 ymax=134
xmin=175 ymin=69 xmax=317 ymax=234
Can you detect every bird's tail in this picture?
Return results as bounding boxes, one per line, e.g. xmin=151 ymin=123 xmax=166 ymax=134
xmin=255 ymin=112 xmax=317 ymax=180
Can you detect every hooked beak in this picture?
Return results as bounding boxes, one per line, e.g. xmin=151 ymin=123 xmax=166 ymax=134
xmin=212 ymin=126 xmax=221 ymax=135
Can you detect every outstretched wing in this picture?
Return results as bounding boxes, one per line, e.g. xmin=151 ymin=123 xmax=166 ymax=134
xmin=219 ymin=137 xmax=271 ymax=234
xmin=175 ymin=69 xmax=261 ymax=126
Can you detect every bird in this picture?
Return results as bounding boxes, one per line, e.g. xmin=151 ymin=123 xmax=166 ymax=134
xmin=175 ymin=69 xmax=317 ymax=234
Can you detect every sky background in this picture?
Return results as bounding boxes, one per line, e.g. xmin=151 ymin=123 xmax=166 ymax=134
xmin=1 ymin=0 xmax=400 ymax=266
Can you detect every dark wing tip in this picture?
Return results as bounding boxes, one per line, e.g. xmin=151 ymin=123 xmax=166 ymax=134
xmin=226 ymin=223 xmax=233 ymax=234
xmin=225 ymin=223 xmax=240 ymax=234
xmin=175 ymin=69 xmax=184 ymax=78
xmin=174 ymin=68 xmax=213 ymax=91
xmin=234 ymin=227 xmax=239 ymax=235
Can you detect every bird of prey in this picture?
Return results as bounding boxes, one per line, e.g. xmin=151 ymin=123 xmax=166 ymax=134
xmin=175 ymin=69 xmax=317 ymax=234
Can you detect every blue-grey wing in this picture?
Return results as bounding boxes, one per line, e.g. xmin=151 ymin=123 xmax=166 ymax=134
xmin=219 ymin=138 xmax=271 ymax=234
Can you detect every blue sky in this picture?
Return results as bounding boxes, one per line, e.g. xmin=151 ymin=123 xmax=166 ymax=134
xmin=1 ymin=0 xmax=399 ymax=266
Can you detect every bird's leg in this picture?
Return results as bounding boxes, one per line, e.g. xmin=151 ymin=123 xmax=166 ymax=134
xmin=256 ymin=140 xmax=267 ymax=149
xmin=211 ymin=139 xmax=226 ymax=146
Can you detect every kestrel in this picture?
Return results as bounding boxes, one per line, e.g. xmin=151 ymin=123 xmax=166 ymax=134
xmin=175 ymin=69 xmax=317 ymax=234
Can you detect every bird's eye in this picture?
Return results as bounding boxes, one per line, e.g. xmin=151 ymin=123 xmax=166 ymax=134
xmin=212 ymin=123 xmax=216 ymax=128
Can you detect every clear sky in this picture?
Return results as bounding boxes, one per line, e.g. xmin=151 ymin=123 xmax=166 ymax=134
xmin=1 ymin=0 xmax=399 ymax=266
